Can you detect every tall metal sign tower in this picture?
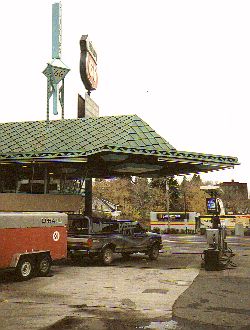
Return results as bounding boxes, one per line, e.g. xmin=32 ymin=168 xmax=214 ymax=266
xmin=43 ymin=2 xmax=70 ymax=122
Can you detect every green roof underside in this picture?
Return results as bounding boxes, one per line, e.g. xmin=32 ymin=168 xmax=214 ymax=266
xmin=0 ymin=115 xmax=239 ymax=177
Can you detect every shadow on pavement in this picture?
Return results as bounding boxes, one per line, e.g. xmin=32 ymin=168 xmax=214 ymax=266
xmin=55 ymin=252 xmax=202 ymax=271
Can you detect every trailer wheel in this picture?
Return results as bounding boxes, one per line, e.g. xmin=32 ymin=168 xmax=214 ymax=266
xmin=16 ymin=257 xmax=34 ymax=281
xmin=37 ymin=255 xmax=52 ymax=276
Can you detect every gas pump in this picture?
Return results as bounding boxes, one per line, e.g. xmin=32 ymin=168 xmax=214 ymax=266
xmin=200 ymin=186 xmax=235 ymax=270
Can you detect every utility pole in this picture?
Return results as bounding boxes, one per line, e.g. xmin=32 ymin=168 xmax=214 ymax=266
xmin=166 ymin=179 xmax=170 ymax=232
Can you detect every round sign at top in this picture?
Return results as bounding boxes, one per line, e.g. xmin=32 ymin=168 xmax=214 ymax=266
xmin=86 ymin=53 xmax=98 ymax=90
xmin=80 ymin=35 xmax=98 ymax=92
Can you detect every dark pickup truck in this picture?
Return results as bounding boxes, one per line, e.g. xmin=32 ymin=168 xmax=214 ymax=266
xmin=67 ymin=215 xmax=163 ymax=265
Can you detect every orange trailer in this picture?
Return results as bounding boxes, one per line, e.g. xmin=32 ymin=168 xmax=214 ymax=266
xmin=0 ymin=212 xmax=68 ymax=280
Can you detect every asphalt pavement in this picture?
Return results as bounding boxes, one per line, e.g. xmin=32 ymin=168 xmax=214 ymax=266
xmin=0 ymin=234 xmax=249 ymax=329
xmin=170 ymin=235 xmax=250 ymax=329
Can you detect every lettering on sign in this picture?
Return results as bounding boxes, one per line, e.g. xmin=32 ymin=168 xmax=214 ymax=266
xmin=86 ymin=53 xmax=98 ymax=88
xmin=42 ymin=218 xmax=63 ymax=225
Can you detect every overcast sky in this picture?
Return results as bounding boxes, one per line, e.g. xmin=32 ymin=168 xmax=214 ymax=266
xmin=0 ymin=0 xmax=249 ymax=191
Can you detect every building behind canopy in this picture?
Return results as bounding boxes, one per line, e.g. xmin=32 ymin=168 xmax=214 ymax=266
xmin=0 ymin=114 xmax=239 ymax=213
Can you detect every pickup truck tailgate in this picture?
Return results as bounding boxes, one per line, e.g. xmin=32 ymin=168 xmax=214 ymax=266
xmin=67 ymin=236 xmax=91 ymax=249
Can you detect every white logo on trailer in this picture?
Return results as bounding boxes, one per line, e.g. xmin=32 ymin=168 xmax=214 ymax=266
xmin=53 ymin=231 xmax=60 ymax=241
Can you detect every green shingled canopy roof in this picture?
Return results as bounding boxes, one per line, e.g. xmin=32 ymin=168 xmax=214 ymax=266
xmin=0 ymin=115 xmax=175 ymax=156
xmin=0 ymin=115 xmax=239 ymax=177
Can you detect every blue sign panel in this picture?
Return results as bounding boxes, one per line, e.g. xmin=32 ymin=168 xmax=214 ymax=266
xmin=206 ymin=198 xmax=217 ymax=213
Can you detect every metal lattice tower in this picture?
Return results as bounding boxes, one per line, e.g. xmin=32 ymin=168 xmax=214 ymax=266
xmin=43 ymin=2 xmax=70 ymax=122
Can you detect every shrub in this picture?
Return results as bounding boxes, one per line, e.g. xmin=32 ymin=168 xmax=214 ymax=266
xmin=152 ymin=227 xmax=160 ymax=234
xmin=244 ymin=229 xmax=250 ymax=236
xmin=161 ymin=229 xmax=168 ymax=234
xmin=200 ymin=228 xmax=206 ymax=235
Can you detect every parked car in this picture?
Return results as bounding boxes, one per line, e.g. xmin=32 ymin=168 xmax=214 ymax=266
xmin=67 ymin=215 xmax=163 ymax=265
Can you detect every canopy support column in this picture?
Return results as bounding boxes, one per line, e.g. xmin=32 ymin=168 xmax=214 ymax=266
xmin=44 ymin=165 xmax=49 ymax=194
xmin=84 ymin=178 xmax=92 ymax=217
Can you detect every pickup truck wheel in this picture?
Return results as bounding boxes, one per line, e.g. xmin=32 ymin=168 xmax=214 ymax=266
xmin=100 ymin=247 xmax=114 ymax=265
xmin=148 ymin=245 xmax=160 ymax=260
xmin=37 ymin=256 xmax=51 ymax=276
xmin=16 ymin=257 xmax=34 ymax=280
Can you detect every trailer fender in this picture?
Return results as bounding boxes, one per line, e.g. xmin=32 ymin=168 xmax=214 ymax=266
xmin=10 ymin=254 xmax=22 ymax=268
xmin=10 ymin=251 xmax=50 ymax=268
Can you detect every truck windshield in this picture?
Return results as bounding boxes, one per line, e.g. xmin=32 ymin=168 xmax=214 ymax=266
xmin=68 ymin=218 xmax=89 ymax=234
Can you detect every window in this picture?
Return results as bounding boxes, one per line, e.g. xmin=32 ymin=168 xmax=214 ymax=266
xmin=99 ymin=222 xmax=119 ymax=234
xmin=68 ymin=218 xmax=89 ymax=234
